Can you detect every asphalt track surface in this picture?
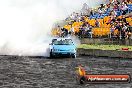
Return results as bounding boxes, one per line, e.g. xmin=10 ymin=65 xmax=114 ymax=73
xmin=0 ymin=56 xmax=132 ymax=88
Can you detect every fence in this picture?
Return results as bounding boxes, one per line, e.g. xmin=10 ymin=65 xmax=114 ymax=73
xmin=78 ymin=27 xmax=132 ymax=39
xmin=51 ymin=26 xmax=132 ymax=40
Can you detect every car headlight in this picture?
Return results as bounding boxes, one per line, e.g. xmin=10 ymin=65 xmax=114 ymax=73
xmin=53 ymin=49 xmax=60 ymax=51
xmin=70 ymin=49 xmax=76 ymax=51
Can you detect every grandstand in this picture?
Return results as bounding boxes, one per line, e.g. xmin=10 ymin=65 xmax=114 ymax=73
xmin=52 ymin=0 xmax=132 ymax=39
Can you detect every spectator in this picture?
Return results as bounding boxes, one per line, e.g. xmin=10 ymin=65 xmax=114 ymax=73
xmin=110 ymin=25 xmax=115 ymax=37
xmin=121 ymin=29 xmax=126 ymax=39
xmin=70 ymin=26 xmax=75 ymax=36
xmin=95 ymin=19 xmax=100 ymax=27
xmin=90 ymin=10 xmax=94 ymax=16
xmin=121 ymin=2 xmax=128 ymax=15
xmin=98 ymin=7 xmax=103 ymax=15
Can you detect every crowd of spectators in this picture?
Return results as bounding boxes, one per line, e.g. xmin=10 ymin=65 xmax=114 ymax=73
xmin=52 ymin=0 xmax=132 ymax=39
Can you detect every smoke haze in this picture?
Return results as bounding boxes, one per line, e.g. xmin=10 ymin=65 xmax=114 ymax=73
xmin=0 ymin=0 xmax=104 ymax=56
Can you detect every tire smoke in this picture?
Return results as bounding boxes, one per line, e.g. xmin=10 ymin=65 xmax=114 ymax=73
xmin=0 ymin=0 xmax=104 ymax=56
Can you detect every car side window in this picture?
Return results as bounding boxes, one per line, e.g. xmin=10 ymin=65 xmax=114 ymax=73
xmin=52 ymin=39 xmax=57 ymax=45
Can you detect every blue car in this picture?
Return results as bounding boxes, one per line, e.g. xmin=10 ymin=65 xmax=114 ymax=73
xmin=49 ymin=38 xmax=76 ymax=58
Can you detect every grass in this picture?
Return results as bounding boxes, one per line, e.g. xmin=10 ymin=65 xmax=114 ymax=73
xmin=78 ymin=44 xmax=132 ymax=51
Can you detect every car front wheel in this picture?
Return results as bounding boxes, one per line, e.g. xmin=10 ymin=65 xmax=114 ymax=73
xmin=71 ymin=54 xmax=76 ymax=58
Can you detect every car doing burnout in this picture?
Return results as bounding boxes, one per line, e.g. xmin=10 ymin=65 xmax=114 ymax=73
xmin=49 ymin=38 xmax=76 ymax=58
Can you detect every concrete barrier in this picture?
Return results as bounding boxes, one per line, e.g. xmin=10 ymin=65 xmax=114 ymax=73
xmin=77 ymin=48 xmax=132 ymax=58
xmin=80 ymin=38 xmax=132 ymax=45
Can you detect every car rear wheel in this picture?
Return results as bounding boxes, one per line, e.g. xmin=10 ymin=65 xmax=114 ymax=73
xmin=50 ymin=51 xmax=53 ymax=58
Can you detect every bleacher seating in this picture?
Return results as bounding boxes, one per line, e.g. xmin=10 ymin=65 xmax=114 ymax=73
xmin=92 ymin=27 xmax=110 ymax=37
xmin=63 ymin=25 xmax=71 ymax=31
xmin=128 ymin=4 xmax=132 ymax=12
xmin=54 ymin=1 xmax=132 ymax=38
xmin=72 ymin=22 xmax=83 ymax=33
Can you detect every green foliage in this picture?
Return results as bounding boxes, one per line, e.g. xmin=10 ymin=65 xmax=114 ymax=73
xmin=78 ymin=44 xmax=132 ymax=51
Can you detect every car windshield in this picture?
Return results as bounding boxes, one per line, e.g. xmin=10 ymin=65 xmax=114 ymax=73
xmin=53 ymin=39 xmax=73 ymax=45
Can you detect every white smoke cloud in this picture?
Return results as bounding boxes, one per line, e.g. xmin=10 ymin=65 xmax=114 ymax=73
xmin=0 ymin=0 xmax=104 ymax=56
